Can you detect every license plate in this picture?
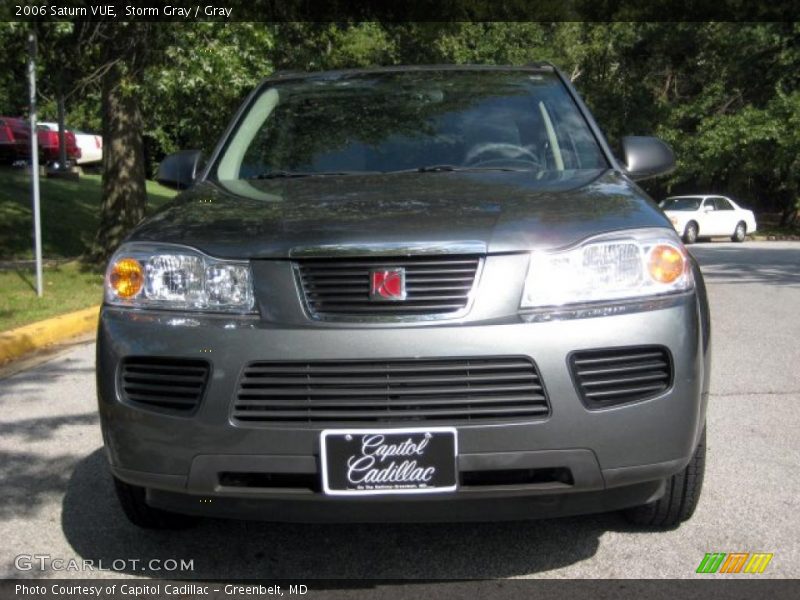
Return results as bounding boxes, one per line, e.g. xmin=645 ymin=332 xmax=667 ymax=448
xmin=321 ymin=427 xmax=458 ymax=496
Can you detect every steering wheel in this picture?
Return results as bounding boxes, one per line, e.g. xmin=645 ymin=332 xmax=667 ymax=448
xmin=465 ymin=143 xmax=541 ymax=169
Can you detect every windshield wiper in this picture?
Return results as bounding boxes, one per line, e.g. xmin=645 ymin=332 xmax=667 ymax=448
xmin=395 ymin=165 xmax=530 ymax=174
xmin=416 ymin=164 xmax=462 ymax=173
xmin=251 ymin=166 xmax=528 ymax=179
xmin=250 ymin=170 xmax=377 ymax=179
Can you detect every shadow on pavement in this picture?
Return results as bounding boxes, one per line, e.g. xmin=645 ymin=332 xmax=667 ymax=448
xmin=690 ymin=244 xmax=800 ymax=287
xmin=60 ymin=449 xmax=624 ymax=579
xmin=0 ymin=412 xmax=97 ymax=441
xmin=0 ymin=449 xmax=82 ymax=522
xmin=0 ymin=411 xmax=98 ymax=522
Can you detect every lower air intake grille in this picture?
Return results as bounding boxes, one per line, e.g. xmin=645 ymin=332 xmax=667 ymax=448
xmin=120 ymin=357 xmax=210 ymax=414
xmin=570 ymin=346 xmax=672 ymax=408
xmin=233 ymin=357 xmax=548 ymax=424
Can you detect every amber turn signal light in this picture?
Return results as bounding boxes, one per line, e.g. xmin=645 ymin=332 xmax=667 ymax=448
xmin=110 ymin=258 xmax=144 ymax=298
xmin=648 ymin=244 xmax=685 ymax=284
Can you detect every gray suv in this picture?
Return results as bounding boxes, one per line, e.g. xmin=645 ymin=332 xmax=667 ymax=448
xmin=98 ymin=65 xmax=710 ymax=529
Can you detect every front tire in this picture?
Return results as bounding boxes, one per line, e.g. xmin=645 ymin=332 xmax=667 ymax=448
xmin=113 ymin=476 xmax=199 ymax=530
xmin=682 ymin=221 xmax=699 ymax=244
xmin=731 ymin=221 xmax=746 ymax=242
xmin=622 ymin=426 xmax=706 ymax=529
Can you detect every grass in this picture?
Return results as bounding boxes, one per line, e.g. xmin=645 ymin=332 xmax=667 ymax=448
xmin=0 ymin=166 xmax=177 ymax=330
xmin=0 ymin=261 xmax=104 ymax=331
xmin=0 ymin=166 xmax=177 ymax=259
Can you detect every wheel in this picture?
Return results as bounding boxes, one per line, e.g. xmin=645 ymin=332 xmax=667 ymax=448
xmin=731 ymin=221 xmax=746 ymax=242
xmin=622 ymin=426 xmax=706 ymax=529
xmin=682 ymin=221 xmax=698 ymax=244
xmin=113 ymin=476 xmax=199 ymax=529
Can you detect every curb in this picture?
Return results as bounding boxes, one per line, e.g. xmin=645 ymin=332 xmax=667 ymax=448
xmin=0 ymin=305 xmax=100 ymax=363
xmin=751 ymin=235 xmax=800 ymax=241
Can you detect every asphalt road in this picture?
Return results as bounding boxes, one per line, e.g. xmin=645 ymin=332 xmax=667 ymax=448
xmin=1 ymin=241 xmax=798 ymax=581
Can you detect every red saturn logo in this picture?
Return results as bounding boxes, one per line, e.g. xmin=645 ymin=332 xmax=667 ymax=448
xmin=370 ymin=268 xmax=406 ymax=301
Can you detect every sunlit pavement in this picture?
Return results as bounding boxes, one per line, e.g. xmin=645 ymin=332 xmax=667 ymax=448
xmin=1 ymin=241 xmax=798 ymax=580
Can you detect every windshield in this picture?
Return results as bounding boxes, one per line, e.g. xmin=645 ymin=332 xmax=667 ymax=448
xmin=215 ymin=70 xmax=608 ymax=180
xmin=661 ymin=197 xmax=702 ymax=211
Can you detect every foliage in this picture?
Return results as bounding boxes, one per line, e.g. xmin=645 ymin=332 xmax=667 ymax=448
xmin=141 ymin=23 xmax=273 ymax=172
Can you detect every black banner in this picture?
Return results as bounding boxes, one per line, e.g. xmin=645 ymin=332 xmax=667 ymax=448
xmin=1 ymin=0 xmax=798 ymax=22
xmin=2 ymin=579 xmax=800 ymax=600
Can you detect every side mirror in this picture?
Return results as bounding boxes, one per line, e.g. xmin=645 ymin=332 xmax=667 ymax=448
xmin=620 ymin=136 xmax=676 ymax=181
xmin=156 ymin=150 xmax=203 ymax=190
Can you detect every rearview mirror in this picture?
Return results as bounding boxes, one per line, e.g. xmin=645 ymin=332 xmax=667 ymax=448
xmin=156 ymin=150 xmax=203 ymax=190
xmin=620 ymin=136 xmax=676 ymax=181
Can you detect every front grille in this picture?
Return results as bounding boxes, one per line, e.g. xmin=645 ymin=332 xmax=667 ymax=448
xmin=295 ymin=255 xmax=481 ymax=318
xmin=233 ymin=357 xmax=549 ymax=424
xmin=120 ymin=357 xmax=210 ymax=414
xmin=570 ymin=346 xmax=672 ymax=408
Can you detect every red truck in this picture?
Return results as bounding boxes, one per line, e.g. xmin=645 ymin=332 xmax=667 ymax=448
xmin=36 ymin=124 xmax=82 ymax=163
xmin=0 ymin=116 xmax=81 ymax=164
xmin=0 ymin=117 xmax=30 ymax=163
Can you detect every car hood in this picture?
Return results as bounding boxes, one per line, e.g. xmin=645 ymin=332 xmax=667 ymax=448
xmin=129 ymin=169 xmax=671 ymax=259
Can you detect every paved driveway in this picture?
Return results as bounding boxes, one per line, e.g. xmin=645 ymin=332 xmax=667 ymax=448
xmin=1 ymin=241 xmax=798 ymax=580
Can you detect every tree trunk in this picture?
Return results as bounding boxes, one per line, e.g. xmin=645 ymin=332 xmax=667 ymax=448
xmin=57 ymin=91 xmax=67 ymax=168
xmin=85 ymin=63 xmax=147 ymax=265
xmin=779 ymin=203 xmax=798 ymax=227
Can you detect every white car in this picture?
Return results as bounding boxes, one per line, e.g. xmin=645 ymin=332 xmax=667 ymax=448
xmin=659 ymin=195 xmax=757 ymax=244
xmin=38 ymin=122 xmax=103 ymax=165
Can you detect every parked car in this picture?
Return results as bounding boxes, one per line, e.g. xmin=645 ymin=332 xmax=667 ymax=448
xmin=660 ymin=195 xmax=757 ymax=243
xmin=0 ymin=116 xmax=31 ymax=163
xmin=39 ymin=122 xmax=101 ymax=164
xmin=35 ymin=123 xmax=82 ymax=164
xmin=98 ymin=65 xmax=710 ymax=531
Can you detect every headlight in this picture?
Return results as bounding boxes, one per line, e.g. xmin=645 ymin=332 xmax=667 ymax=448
xmin=105 ymin=243 xmax=255 ymax=313
xmin=520 ymin=228 xmax=693 ymax=309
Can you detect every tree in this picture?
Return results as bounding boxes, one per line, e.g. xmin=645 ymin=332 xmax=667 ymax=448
xmin=84 ymin=23 xmax=170 ymax=263
xmin=85 ymin=23 xmax=274 ymax=263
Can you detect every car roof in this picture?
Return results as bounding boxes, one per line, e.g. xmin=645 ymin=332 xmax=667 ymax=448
xmin=259 ymin=63 xmax=556 ymax=86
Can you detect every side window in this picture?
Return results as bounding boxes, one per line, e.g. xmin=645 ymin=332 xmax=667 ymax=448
xmin=715 ymin=197 xmax=734 ymax=211
xmin=702 ymin=198 xmax=715 ymax=211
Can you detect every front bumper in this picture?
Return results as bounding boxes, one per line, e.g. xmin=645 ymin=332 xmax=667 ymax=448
xmin=97 ymin=291 xmax=709 ymax=522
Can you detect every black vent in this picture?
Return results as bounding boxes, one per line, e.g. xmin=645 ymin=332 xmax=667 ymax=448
xmin=570 ymin=346 xmax=672 ymax=408
xmin=295 ymin=255 xmax=481 ymax=317
xmin=461 ymin=467 xmax=574 ymax=488
xmin=233 ymin=357 xmax=548 ymax=424
xmin=120 ymin=357 xmax=210 ymax=414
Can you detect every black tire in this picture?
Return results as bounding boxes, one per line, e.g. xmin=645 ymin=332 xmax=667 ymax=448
xmin=682 ymin=221 xmax=699 ymax=244
xmin=623 ymin=426 xmax=706 ymax=529
xmin=113 ymin=476 xmax=199 ymax=530
xmin=731 ymin=221 xmax=746 ymax=242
